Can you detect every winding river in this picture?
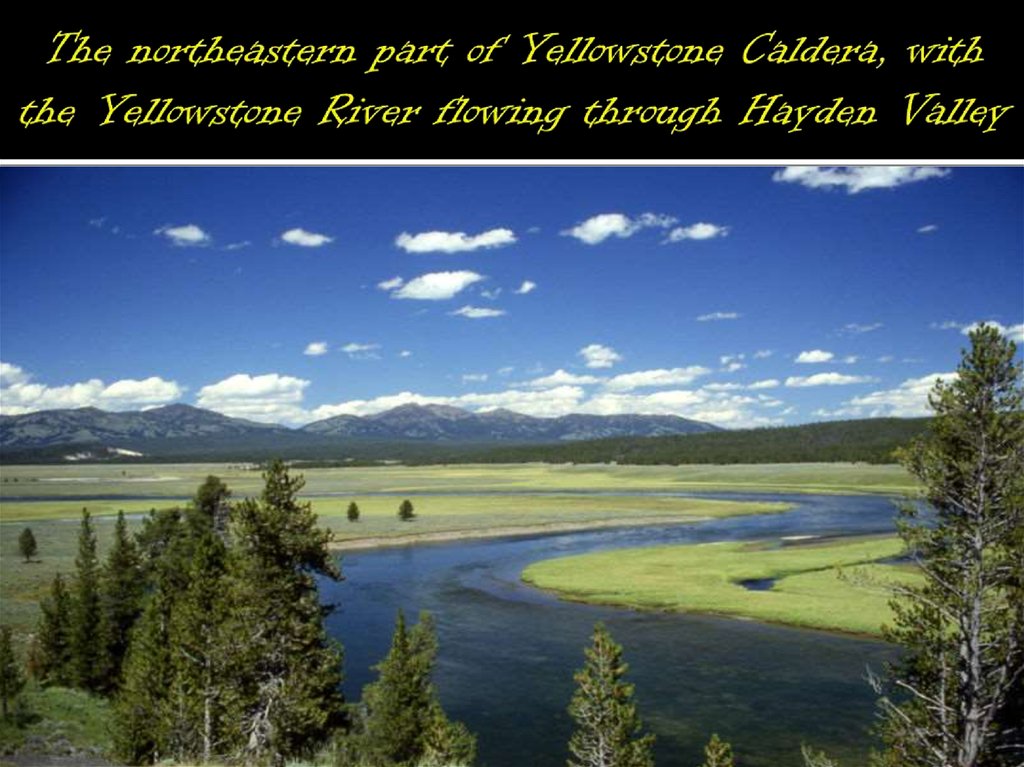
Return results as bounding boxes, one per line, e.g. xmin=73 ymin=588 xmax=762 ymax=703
xmin=322 ymin=492 xmax=903 ymax=767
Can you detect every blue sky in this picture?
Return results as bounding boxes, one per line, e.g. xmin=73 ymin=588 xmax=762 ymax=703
xmin=1 ymin=166 xmax=1021 ymax=428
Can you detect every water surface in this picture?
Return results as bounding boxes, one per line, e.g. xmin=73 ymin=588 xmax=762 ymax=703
xmin=324 ymin=492 xmax=901 ymax=767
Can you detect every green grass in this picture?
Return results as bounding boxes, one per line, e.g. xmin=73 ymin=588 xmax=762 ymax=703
xmin=0 ymin=461 xmax=918 ymax=506
xmin=0 ymin=682 xmax=112 ymax=756
xmin=522 ymin=536 xmax=923 ymax=636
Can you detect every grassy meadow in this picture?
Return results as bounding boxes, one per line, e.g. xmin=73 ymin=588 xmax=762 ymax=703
xmin=522 ymin=536 xmax=922 ymax=636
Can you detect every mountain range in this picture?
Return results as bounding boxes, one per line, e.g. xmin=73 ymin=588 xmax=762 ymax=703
xmin=0 ymin=403 xmax=719 ymax=461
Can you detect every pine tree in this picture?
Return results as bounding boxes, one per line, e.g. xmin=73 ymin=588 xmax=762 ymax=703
xmin=873 ymin=324 xmax=1024 ymax=767
xmin=101 ymin=510 xmax=144 ymax=689
xmin=567 ymin=623 xmax=655 ymax=767
xmin=70 ymin=509 xmax=107 ymax=693
xmin=34 ymin=573 xmax=74 ymax=686
xmin=220 ymin=460 xmax=345 ymax=765
xmin=398 ymin=499 xmax=416 ymax=521
xmin=166 ymin=524 xmax=228 ymax=764
xmin=0 ymin=626 xmax=25 ymax=720
xmin=347 ymin=501 xmax=360 ymax=522
xmin=360 ymin=610 xmax=475 ymax=767
xmin=18 ymin=527 xmax=37 ymax=562
xmin=700 ymin=733 xmax=734 ymax=767
xmin=112 ymin=581 xmax=176 ymax=765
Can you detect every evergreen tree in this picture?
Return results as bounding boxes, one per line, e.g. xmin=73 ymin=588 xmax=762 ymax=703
xmin=0 ymin=626 xmax=25 ymax=720
xmin=700 ymin=734 xmax=734 ymax=767
xmin=874 ymin=325 xmax=1024 ymax=767
xmin=360 ymin=610 xmax=475 ymax=767
xmin=112 ymin=581 xmax=176 ymax=765
xmin=347 ymin=501 xmax=360 ymax=522
xmin=101 ymin=510 xmax=144 ymax=689
xmin=166 ymin=523 xmax=228 ymax=764
xmin=34 ymin=573 xmax=74 ymax=686
xmin=18 ymin=527 xmax=37 ymax=562
xmin=70 ymin=509 xmax=106 ymax=692
xmin=398 ymin=499 xmax=416 ymax=521
xmin=567 ymin=623 xmax=655 ymax=767
xmin=220 ymin=460 xmax=345 ymax=765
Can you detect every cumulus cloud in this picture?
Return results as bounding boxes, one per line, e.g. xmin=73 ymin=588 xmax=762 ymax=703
xmin=697 ymin=311 xmax=740 ymax=322
xmin=827 ymin=372 xmax=959 ymax=417
xmin=748 ymin=379 xmax=780 ymax=389
xmin=515 ymin=280 xmax=537 ymax=295
xmin=399 ymin=350 xmax=413 ymax=358
xmin=304 ymin=341 xmax=328 ymax=356
xmin=280 ymin=228 xmax=333 ymax=247
xmin=665 ymin=222 xmax=729 ymax=242
xmin=579 ymin=344 xmax=622 ymax=369
xmin=960 ymin=321 xmax=1024 ymax=343
xmin=451 ymin=305 xmax=506 ymax=319
xmin=462 ymin=373 xmax=489 ymax=383
xmin=931 ymin=320 xmax=965 ymax=330
xmin=753 ymin=350 xmax=774 ymax=359
xmin=525 ymin=369 xmax=603 ymax=388
xmin=604 ymin=366 xmax=711 ymax=391
xmin=1 ymin=363 xmax=183 ymax=415
xmin=562 ymin=212 xmax=676 ymax=245
xmin=917 ymin=224 xmax=939 ymax=234
xmin=772 ymin=166 xmax=950 ymax=194
xmin=391 ymin=271 xmax=485 ymax=300
xmin=395 ymin=228 xmax=516 ymax=253
xmin=480 ymin=288 xmax=503 ymax=301
xmin=307 ymin=386 xmax=587 ymax=420
xmin=196 ymin=373 xmax=310 ymax=424
xmin=154 ymin=224 xmax=211 ymax=246
xmin=795 ymin=349 xmax=834 ymax=364
xmin=377 ymin=276 xmax=404 ymax=291
xmin=785 ymin=372 xmax=875 ymax=387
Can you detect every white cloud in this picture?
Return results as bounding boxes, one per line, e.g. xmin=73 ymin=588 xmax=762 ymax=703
xmin=196 ymin=373 xmax=309 ymax=424
xmin=99 ymin=378 xmax=184 ymax=408
xmin=772 ymin=166 xmax=950 ymax=194
xmin=579 ymin=344 xmax=622 ymax=369
xmin=843 ymin=356 xmax=860 ymax=364
xmin=304 ymin=341 xmax=328 ymax=356
xmin=703 ymin=383 xmax=744 ymax=391
xmin=721 ymin=362 xmax=746 ymax=373
xmin=392 ymin=271 xmax=485 ymax=300
xmin=604 ymin=366 xmax=711 ymax=391
xmin=341 ymin=343 xmax=381 ymax=359
xmin=831 ymin=372 xmax=959 ymax=417
xmin=932 ymin=320 xmax=965 ymax=330
xmin=280 ymin=228 xmax=333 ymax=247
xmin=960 ymin=321 xmax=1024 ymax=343
xmin=154 ymin=223 xmax=211 ymax=246
xmin=720 ymin=354 xmax=745 ymax=365
xmin=785 ymin=372 xmax=875 ymax=388
xmin=841 ymin=323 xmax=883 ymax=334
xmin=562 ymin=212 xmax=676 ymax=245
xmin=0 ymin=362 xmax=29 ymax=387
xmin=878 ymin=355 xmax=894 ymax=363
xmin=753 ymin=350 xmax=774 ymax=359
xmin=515 ymin=280 xmax=537 ymax=295
xmin=395 ymin=228 xmax=516 ymax=253
xmin=697 ymin=312 xmax=740 ymax=321
xmin=525 ymin=369 xmax=603 ymax=388
xmin=224 ymin=240 xmax=251 ymax=251
xmin=917 ymin=224 xmax=939 ymax=234
xmin=308 ymin=386 xmax=587 ymax=420
xmin=498 ymin=366 xmax=515 ymax=376
xmin=462 ymin=373 xmax=489 ymax=383
xmin=1 ymin=364 xmax=183 ymax=415
xmin=480 ymin=288 xmax=503 ymax=301
xmin=748 ymin=379 xmax=780 ymax=390
xmin=795 ymin=349 xmax=834 ymax=364
xmin=665 ymin=222 xmax=729 ymax=242
xmin=377 ymin=276 xmax=405 ymax=291
xmin=451 ymin=305 xmax=506 ymax=319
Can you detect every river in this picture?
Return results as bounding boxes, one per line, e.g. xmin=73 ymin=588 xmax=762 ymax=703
xmin=323 ymin=492 xmax=903 ymax=767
